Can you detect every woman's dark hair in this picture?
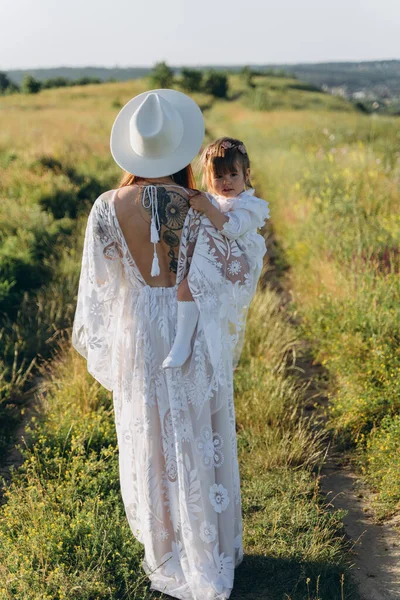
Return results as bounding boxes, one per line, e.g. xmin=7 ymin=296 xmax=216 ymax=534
xmin=119 ymin=164 xmax=196 ymax=189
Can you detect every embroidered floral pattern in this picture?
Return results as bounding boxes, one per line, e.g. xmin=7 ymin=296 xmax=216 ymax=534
xmin=103 ymin=240 xmax=123 ymax=260
xmin=87 ymin=335 xmax=104 ymax=350
xmin=160 ymin=540 xmax=188 ymax=579
xmin=88 ymin=289 xmax=104 ymax=331
xmin=155 ymin=526 xmax=170 ymax=542
xmin=228 ymin=260 xmax=242 ymax=276
xmin=195 ymin=425 xmax=224 ymax=469
xmin=174 ymin=415 xmax=194 ymax=443
xmin=122 ymin=429 xmax=132 ymax=444
xmin=201 ymin=543 xmax=235 ymax=593
xmin=209 ymin=484 xmax=230 ymax=513
xmin=200 ymin=520 xmax=217 ymax=543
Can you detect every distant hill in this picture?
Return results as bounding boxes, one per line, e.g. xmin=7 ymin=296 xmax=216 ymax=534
xmin=281 ymin=60 xmax=400 ymax=98
xmin=5 ymin=59 xmax=400 ymax=102
xmin=5 ymin=66 xmax=151 ymax=85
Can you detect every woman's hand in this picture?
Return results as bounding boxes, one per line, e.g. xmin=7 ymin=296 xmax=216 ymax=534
xmin=188 ymin=191 xmax=213 ymax=215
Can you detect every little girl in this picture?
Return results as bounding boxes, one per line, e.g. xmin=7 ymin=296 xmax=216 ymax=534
xmin=162 ymin=136 xmax=270 ymax=369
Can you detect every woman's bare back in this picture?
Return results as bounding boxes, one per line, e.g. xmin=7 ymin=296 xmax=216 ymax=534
xmin=113 ymin=184 xmax=193 ymax=287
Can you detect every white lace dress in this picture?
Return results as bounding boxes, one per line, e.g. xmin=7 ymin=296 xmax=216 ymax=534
xmin=71 ymin=185 xmax=269 ymax=600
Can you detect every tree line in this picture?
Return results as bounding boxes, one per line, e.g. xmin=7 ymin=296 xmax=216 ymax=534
xmin=150 ymin=62 xmax=282 ymax=97
xmin=151 ymin=62 xmax=230 ymax=97
xmin=0 ymin=62 xmax=280 ymax=96
xmin=0 ymin=73 xmax=105 ymax=95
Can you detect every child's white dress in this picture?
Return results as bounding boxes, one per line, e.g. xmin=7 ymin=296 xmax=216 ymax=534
xmin=192 ymin=188 xmax=270 ymax=369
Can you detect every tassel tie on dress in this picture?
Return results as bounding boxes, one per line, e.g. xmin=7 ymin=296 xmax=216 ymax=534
xmin=142 ymin=185 xmax=161 ymax=277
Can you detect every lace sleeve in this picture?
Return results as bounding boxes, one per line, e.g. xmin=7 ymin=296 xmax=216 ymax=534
xmin=220 ymin=208 xmax=255 ymax=240
xmin=177 ymin=207 xmax=256 ymax=377
xmin=71 ymin=193 xmax=124 ymax=391
xmin=219 ymin=196 xmax=270 ymax=240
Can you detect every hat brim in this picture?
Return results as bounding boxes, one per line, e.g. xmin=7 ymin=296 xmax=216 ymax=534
xmin=110 ymin=88 xmax=205 ymax=178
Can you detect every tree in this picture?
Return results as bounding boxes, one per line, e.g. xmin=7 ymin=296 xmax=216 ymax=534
xmin=240 ymin=66 xmax=255 ymax=88
xmin=180 ymin=68 xmax=203 ymax=92
xmin=151 ymin=62 xmax=174 ymax=88
xmin=73 ymin=76 xmax=102 ymax=86
xmin=42 ymin=77 xmax=69 ymax=89
xmin=21 ymin=75 xmax=41 ymax=94
xmin=203 ymin=71 xmax=229 ymax=98
xmin=0 ymin=72 xmax=14 ymax=94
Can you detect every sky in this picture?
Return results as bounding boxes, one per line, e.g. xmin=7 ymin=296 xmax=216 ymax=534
xmin=2 ymin=0 xmax=400 ymax=70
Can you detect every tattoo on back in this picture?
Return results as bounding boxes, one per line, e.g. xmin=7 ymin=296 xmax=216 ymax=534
xmin=141 ymin=187 xmax=190 ymax=274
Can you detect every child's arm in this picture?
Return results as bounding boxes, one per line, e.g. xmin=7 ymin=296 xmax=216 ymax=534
xmin=209 ymin=207 xmax=255 ymax=240
xmin=206 ymin=202 xmax=270 ymax=240
xmin=203 ymin=203 xmax=230 ymax=231
xmin=189 ymin=191 xmax=270 ymax=240
xmin=189 ymin=191 xmax=229 ymax=230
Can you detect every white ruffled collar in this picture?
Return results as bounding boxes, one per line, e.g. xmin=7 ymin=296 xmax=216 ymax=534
xmin=214 ymin=188 xmax=270 ymax=221
xmin=216 ymin=187 xmax=255 ymax=199
xmin=215 ymin=188 xmax=255 ymax=205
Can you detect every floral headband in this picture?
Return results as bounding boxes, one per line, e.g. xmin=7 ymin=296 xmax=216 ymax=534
xmin=205 ymin=140 xmax=247 ymax=158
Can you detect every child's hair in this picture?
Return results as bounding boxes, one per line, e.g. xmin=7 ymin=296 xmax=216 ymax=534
xmin=199 ymin=137 xmax=252 ymax=192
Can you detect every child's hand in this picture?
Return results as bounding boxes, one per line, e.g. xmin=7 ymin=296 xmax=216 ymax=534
xmin=188 ymin=191 xmax=213 ymax=215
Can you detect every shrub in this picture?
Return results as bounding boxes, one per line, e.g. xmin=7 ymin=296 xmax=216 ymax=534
xmin=21 ymin=75 xmax=41 ymax=94
xmin=203 ymin=70 xmax=229 ymax=98
xmin=0 ymin=71 xmax=18 ymax=94
xmin=42 ymin=77 xmax=70 ymax=89
xmin=180 ymin=68 xmax=203 ymax=92
xmin=240 ymin=66 xmax=256 ymax=88
xmin=151 ymin=61 xmax=174 ymax=88
xmin=72 ymin=77 xmax=102 ymax=86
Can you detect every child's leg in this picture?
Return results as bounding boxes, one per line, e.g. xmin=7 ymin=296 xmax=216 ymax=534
xmin=162 ymin=276 xmax=199 ymax=369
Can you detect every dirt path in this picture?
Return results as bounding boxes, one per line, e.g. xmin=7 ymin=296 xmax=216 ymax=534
xmin=297 ymin=343 xmax=400 ymax=600
xmin=321 ymin=450 xmax=400 ymax=600
xmin=263 ymin=227 xmax=400 ymax=600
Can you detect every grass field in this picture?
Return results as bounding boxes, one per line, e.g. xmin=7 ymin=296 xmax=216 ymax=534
xmin=0 ymin=74 xmax=397 ymax=598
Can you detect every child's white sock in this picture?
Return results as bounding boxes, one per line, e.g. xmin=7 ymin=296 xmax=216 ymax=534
xmin=162 ymin=300 xmax=199 ymax=369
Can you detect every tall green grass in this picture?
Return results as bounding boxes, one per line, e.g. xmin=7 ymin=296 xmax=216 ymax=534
xmin=206 ymin=101 xmax=400 ymax=518
xmin=243 ymin=76 xmax=355 ymax=113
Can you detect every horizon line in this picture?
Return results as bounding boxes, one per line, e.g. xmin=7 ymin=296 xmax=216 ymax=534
xmin=3 ymin=57 xmax=400 ymax=72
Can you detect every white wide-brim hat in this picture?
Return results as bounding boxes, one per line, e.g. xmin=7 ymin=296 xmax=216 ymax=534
xmin=110 ymin=88 xmax=205 ymax=178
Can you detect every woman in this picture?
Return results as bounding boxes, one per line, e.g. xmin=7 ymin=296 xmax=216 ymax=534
xmin=71 ymin=89 xmax=255 ymax=600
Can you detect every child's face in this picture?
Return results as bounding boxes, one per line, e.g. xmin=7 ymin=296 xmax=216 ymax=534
xmin=211 ymin=164 xmax=250 ymax=198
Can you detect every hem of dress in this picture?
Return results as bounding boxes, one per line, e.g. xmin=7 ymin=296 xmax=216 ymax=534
xmin=141 ymin=553 xmax=244 ymax=600
xmin=148 ymin=579 xmax=232 ymax=600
